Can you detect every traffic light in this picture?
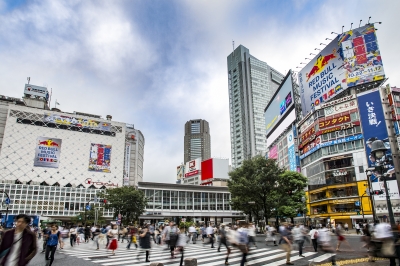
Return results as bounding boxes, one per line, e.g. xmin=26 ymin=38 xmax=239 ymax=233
xmin=374 ymin=190 xmax=384 ymax=195
xmin=102 ymin=199 xmax=107 ymax=204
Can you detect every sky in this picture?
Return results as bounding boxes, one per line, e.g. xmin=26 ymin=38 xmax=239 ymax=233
xmin=0 ymin=0 xmax=399 ymax=184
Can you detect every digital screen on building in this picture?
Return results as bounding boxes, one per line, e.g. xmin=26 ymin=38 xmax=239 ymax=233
xmin=298 ymin=24 xmax=385 ymax=116
xmin=264 ymin=70 xmax=294 ymax=137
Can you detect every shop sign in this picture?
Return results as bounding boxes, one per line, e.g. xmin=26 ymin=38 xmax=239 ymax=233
xmin=320 ymin=121 xmax=359 ymax=134
xmin=331 ymin=198 xmax=357 ymax=204
xmin=320 ymin=95 xmax=356 ymax=108
xmin=324 ymin=99 xmax=358 ymax=116
xmin=319 ymin=114 xmax=351 ymax=129
xmin=333 ymin=170 xmax=348 ymax=177
xmin=299 ymin=115 xmax=315 ymax=134
xmin=300 ymin=127 xmax=315 ymax=142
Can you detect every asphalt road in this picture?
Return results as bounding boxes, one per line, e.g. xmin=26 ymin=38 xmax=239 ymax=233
xmin=25 ymin=233 xmax=379 ymax=266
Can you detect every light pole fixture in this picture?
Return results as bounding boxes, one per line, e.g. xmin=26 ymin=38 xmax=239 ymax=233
xmin=305 ymin=58 xmax=311 ymax=60
xmin=331 ymin=32 xmax=339 ymax=35
xmin=320 ymin=43 xmax=326 ymax=46
xmin=315 ymin=48 xmax=321 ymax=51
xmin=371 ymin=139 xmax=395 ymax=226
xmin=325 ymin=38 xmax=332 ymax=41
xmin=310 ymin=53 xmax=316 ymax=56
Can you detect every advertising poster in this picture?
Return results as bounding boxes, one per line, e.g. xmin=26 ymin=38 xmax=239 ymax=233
xmin=44 ymin=113 xmax=111 ymax=131
xmin=299 ymin=24 xmax=385 ymax=116
xmin=358 ymin=90 xmax=394 ymax=181
xmin=268 ymin=145 xmax=278 ymax=159
xmin=286 ymin=130 xmax=297 ymax=171
xmin=1 ymin=215 xmax=40 ymax=228
xmin=88 ymin=143 xmax=112 ymax=173
xmin=34 ymin=137 xmax=62 ymax=168
xmin=372 ymin=180 xmax=400 ymax=200
xmin=264 ymin=71 xmax=294 ymax=136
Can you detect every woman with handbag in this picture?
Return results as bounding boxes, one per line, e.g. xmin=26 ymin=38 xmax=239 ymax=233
xmin=0 ymin=214 xmax=37 ymax=266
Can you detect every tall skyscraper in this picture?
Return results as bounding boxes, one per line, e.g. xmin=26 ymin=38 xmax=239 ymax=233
xmin=184 ymin=119 xmax=211 ymax=163
xmin=227 ymin=45 xmax=284 ymax=168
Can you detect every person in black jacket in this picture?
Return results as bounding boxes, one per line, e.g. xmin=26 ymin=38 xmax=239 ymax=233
xmin=137 ymin=225 xmax=151 ymax=262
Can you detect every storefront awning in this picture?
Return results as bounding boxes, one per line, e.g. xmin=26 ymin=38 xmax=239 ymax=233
xmin=349 ymin=215 xmax=373 ymax=219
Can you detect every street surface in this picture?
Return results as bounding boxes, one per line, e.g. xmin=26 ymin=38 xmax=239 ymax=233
xmin=27 ymin=234 xmax=387 ymax=266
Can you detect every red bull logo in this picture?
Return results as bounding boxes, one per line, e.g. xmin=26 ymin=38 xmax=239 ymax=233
xmin=38 ymin=139 xmax=59 ymax=147
xmin=306 ymin=49 xmax=337 ymax=82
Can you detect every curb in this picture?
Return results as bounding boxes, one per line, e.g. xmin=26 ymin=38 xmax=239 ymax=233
xmin=310 ymin=257 xmax=388 ymax=265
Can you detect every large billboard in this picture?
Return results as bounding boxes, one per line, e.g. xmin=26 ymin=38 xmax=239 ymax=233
xmin=34 ymin=137 xmax=62 ymax=168
xmin=299 ymin=24 xmax=385 ymax=116
xmin=89 ymin=143 xmax=112 ymax=173
xmin=358 ymin=90 xmax=395 ymax=181
xmin=264 ymin=71 xmax=294 ymax=137
xmin=286 ymin=130 xmax=297 ymax=171
xmin=44 ymin=113 xmax=111 ymax=131
xmin=24 ymin=84 xmax=49 ymax=100
xmin=184 ymin=158 xmax=201 ymax=178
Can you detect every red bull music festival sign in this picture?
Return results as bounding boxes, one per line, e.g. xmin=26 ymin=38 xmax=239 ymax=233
xmin=298 ymin=24 xmax=385 ymax=116
xmin=34 ymin=137 xmax=62 ymax=168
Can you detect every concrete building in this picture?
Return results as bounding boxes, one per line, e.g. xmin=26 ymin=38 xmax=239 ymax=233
xmin=0 ymin=84 xmax=144 ymax=221
xmin=138 ymin=182 xmax=243 ymax=225
xmin=184 ymin=119 xmax=211 ymax=164
xmin=227 ymin=45 xmax=284 ymax=168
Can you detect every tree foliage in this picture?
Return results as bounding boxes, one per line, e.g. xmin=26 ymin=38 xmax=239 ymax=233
xmin=70 ymin=204 xmax=105 ymax=226
xmin=228 ymin=156 xmax=307 ymax=225
xmin=97 ymin=186 xmax=147 ymax=225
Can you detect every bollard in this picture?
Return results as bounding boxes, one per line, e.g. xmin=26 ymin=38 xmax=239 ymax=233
xmin=149 ymin=263 xmax=163 ymax=266
xmin=184 ymin=258 xmax=197 ymax=266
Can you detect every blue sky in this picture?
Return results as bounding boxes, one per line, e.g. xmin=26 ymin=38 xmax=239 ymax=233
xmin=0 ymin=0 xmax=399 ymax=183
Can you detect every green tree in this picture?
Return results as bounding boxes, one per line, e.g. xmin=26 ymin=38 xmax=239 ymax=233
xmin=274 ymin=171 xmax=308 ymax=224
xmin=228 ymin=156 xmax=285 ymax=225
xmin=98 ymin=186 xmax=147 ymax=225
xmin=70 ymin=205 xmax=105 ymax=225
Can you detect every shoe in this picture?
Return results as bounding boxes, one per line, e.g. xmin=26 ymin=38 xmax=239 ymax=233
xmin=299 ymin=255 xmax=305 ymax=257
xmin=225 ymin=262 xmax=229 ymax=265
xmin=217 ymin=249 xmax=220 ymax=252
xmin=286 ymin=262 xmax=294 ymax=265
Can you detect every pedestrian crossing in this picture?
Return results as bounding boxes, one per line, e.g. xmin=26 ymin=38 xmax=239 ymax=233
xmin=59 ymin=242 xmax=334 ymax=266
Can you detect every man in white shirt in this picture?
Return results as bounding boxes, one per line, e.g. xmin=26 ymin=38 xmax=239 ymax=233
xmin=188 ymin=225 xmax=197 ymax=244
xmin=206 ymin=223 xmax=215 ymax=248
xmin=247 ymin=223 xmax=257 ymax=248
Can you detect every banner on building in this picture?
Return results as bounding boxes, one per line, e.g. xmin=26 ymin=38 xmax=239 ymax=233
xmin=88 ymin=143 xmax=112 ymax=173
xmin=268 ymin=145 xmax=278 ymax=159
xmin=34 ymin=137 xmax=62 ymax=168
xmin=286 ymin=130 xmax=297 ymax=171
xmin=323 ymin=97 xmax=358 ymax=116
xmin=44 ymin=113 xmax=111 ymax=131
xmin=298 ymin=25 xmax=385 ymax=116
xmin=372 ymin=180 xmax=400 ymax=200
xmin=123 ymin=143 xmax=131 ymax=185
xmin=358 ymin=90 xmax=395 ymax=181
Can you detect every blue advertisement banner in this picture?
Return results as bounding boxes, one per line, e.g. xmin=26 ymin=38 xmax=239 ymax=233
xmin=358 ymin=90 xmax=395 ymax=181
xmin=394 ymin=121 xmax=400 ymax=135
xmin=286 ymin=130 xmax=297 ymax=171
xmin=1 ymin=215 xmax=40 ymax=228
xmin=300 ymin=134 xmax=363 ymax=159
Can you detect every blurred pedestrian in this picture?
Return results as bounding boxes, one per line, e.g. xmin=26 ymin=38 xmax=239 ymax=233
xmin=293 ymin=224 xmax=305 ymax=257
xmin=309 ymin=226 xmax=318 ymax=252
xmin=175 ymin=226 xmax=187 ymax=266
xmin=248 ymin=223 xmax=257 ymax=248
xmin=188 ymin=224 xmax=197 ymax=244
xmin=93 ymin=225 xmax=101 ymax=250
xmin=45 ymin=224 xmax=63 ymax=266
xmin=0 ymin=214 xmax=37 ymax=266
xmin=237 ymin=224 xmax=249 ymax=266
xmin=107 ymin=225 xmax=118 ymax=255
xmin=336 ymin=223 xmax=353 ymax=251
xmin=317 ymin=224 xmax=337 ymax=266
xmin=206 ymin=223 xmax=215 ymax=248
xmin=69 ymin=226 xmax=77 ymax=247
xmin=279 ymin=222 xmax=293 ymax=265
xmin=218 ymin=224 xmax=231 ymax=265
xmin=137 ymin=225 xmax=151 ymax=262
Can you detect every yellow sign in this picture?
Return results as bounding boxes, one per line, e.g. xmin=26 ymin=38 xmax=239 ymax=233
xmin=331 ymin=198 xmax=357 ymax=204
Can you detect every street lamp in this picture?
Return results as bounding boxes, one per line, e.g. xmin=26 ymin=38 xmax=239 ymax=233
xmin=370 ymin=139 xmax=395 ymax=226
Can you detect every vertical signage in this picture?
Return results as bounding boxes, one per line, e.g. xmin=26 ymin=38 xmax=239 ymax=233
xmin=287 ymin=130 xmax=296 ymax=171
xmin=358 ymin=90 xmax=395 ymax=181
xmin=34 ymin=137 xmax=62 ymax=168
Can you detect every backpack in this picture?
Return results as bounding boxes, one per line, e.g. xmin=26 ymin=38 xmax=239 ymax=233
xmin=313 ymin=230 xmax=318 ymax=239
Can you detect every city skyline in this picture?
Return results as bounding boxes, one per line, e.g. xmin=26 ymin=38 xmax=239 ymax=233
xmin=0 ymin=0 xmax=399 ymax=183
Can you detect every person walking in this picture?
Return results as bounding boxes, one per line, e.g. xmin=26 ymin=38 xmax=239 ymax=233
xmin=317 ymin=224 xmax=337 ymax=266
xmin=107 ymin=225 xmax=118 ymax=255
xmin=237 ymin=224 xmax=249 ymax=266
xmin=293 ymin=224 xmax=305 ymax=257
xmin=336 ymin=223 xmax=352 ymax=251
xmin=77 ymin=226 xmax=85 ymax=244
xmin=200 ymin=225 xmax=206 ymax=242
xmin=279 ymin=223 xmax=294 ymax=265
xmin=84 ymin=225 xmax=91 ymax=243
xmin=309 ymin=226 xmax=318 ymax=252
xmin=188 ymin=224 xmax=197 ymax=244
xmin=248 ymin=223 xmax=257 ymax=248
xmin=0 ymin=214 xmax=37 ymax=266
xmin=266 ymin=225 xmax=278 ymax=246
xmin=137 ymin=225 xmax=151 ymax=263
xmin=45 ymin=224 xmax=63 ymax=266
xmin=69 ymin=226 xmax=77 ymax=247
xmin=344 ymin=223 xmax=349 ymax=233
xmin=355 ymin=223 xmax=360 ymax=235
xmin=206 ymin=223 xmax=215 ymax=248
xmin=217 ymin=224 xmax=231 ymax=265
xmin=41 ymin=225 xmax=51 ymax=253
xmin=93 ymin=225 xmax=101 ymax=250
xmin=168 ymin=223 xmax=179 ymax=259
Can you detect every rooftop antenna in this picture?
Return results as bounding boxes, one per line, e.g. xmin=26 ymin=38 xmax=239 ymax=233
xmin=350 ymin=22 xmax=353 ymax=30
xmin=342 ymin=25 xmax=344 ymax=33
xmin=359 ymin=19 xmax=362 ymax=27
xmin=368 ymin=16 xmax=371 ymax=24
xmin=27 ymin=77 xmax=30 ymax=84
xmin=232 ymin=40 xmax=235 ymax=53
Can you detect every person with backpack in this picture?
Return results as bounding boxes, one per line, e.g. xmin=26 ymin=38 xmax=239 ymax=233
xmin=77 ymin=226 xmax=85 ymax=245
xmin=45 ymin=224 xmax=63 ymax=266
xmin=0 ymin=214 xmax=37 ymax=266
xmin=309 ymin=226 xmax=318 ymax=252
xmin=217 ymin=224 xmax=231 ymax=265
